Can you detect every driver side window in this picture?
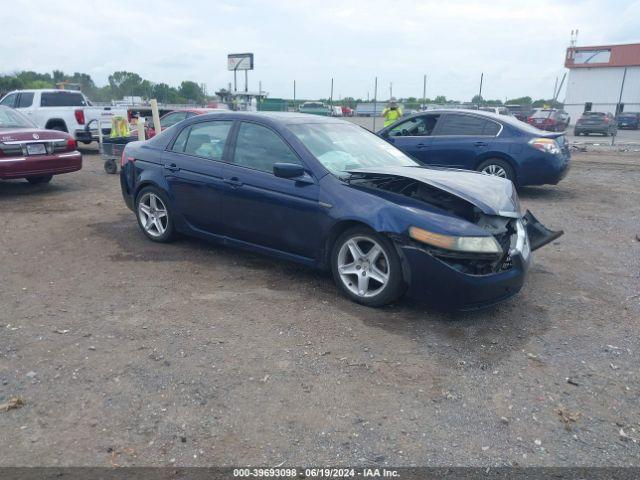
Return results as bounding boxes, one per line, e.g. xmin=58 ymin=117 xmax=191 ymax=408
xmin=388 ymin=115 xmax=440 ymax=137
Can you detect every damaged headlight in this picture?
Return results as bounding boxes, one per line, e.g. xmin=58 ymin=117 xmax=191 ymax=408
xmin=511 ymin=219 xmax=530 ymax=260
xmin=409 ymin=226 xmax=502 ymax=254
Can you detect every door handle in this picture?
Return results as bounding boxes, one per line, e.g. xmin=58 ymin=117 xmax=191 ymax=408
xmin=474 ymin=141 xmax=488 ymax=147
xmin=164 ymin=163 xmax=180 ymax=172
xmin=223 ymin=177 xmax=243 ymax=187
xmin=416 ymin=143 xmax=430 ymax=148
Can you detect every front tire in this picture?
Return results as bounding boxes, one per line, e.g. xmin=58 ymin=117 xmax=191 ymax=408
xmin=26 ymin=175 xmax=53 ymax=184
xmin=135 ymin=186 xmax=175 ymax=242
xmin=477 ymin=158 xmax=515 ymax=182
xmin=331 ymin=226 xmax=405 ymax=307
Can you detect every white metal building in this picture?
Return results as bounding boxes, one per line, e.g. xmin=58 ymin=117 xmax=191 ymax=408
xmin=564 ymin=43 xmax=640 ymax=124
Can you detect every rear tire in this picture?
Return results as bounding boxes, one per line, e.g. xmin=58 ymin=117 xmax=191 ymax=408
xmin=26 ymin=175 xmax=53 ymax=184
xmin=331 ymin=226 xmax=405 ymax=307
xmin=135 ymin=186 xmax=176 ymax=243
xmin=477 ymin=158 xmax=515 ymax=182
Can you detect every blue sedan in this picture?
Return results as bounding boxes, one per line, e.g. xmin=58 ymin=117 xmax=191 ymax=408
xmin=377 ymin=109 xmax=571 ymax=186
xmin=120 ymin=112 xmax=561 ymax=309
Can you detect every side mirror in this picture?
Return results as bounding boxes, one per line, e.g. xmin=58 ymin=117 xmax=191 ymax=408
xmin=379 ymin=129 xmax=389 ymax=138
xmin=273 ymin=162 xmax=305 ymax=179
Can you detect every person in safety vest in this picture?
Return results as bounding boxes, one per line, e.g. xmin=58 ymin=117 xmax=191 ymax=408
xmin=382 ymin=97 xmax=403 ymax=127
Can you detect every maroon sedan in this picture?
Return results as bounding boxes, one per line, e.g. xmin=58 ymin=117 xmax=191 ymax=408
xmin=0 ymin=106 xmax=81 ymax=184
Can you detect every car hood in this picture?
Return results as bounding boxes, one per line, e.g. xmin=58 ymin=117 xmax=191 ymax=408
xmin=347 ymin=165 xmax=519 ymax=217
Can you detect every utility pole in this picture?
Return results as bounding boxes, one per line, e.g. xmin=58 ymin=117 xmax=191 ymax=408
xmin=389 ymin=82 xmax=393 ymax=99
xmin=293 ymin=80 xmax=296 ymax=111
xmin=330 ymin=78 xmax=334 ymax=108
xmin=422 ymin=74 xmax=427 ymax=110
xmin=552 ymin=76 xmax=559 ymax=99
xmin=372 ymin=76 xmax=378 ymax=132
xmin=612 ymin=67 xmax=627 ymax=146
xmin=478 ymin=73 xmax=484 ymax=105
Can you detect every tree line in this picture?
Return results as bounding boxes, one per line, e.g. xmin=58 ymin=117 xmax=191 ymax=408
xmin=1 ymin=70 xmax=562 ymax=109
xmin=0 ymin=70 xmax=207 ymax=104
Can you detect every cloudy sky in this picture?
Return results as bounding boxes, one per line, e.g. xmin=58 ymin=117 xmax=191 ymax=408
xmin=5 ymin=0 xmax=640 ymax=101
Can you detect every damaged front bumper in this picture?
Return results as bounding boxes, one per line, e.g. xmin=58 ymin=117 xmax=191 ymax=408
xmin=398 ymin=210 xmax=562 ymax=310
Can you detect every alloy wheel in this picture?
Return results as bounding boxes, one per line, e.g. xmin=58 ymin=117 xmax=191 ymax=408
xmin=337 ymin=236 xmax=390 ymax=298
xmin=138 ymin=192 xmax=169 ymax=238
xmin=481 ymin=164 xmax=508 ymax=178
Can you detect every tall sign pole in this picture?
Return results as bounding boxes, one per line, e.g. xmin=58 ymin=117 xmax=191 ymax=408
xmin=478 ymin=72 xmax=484 ymax=105
xmin=422 ymin=74 xmax=427 ymax=109
xmin=293 ymin=80 xmax=296 ymax=110
xmin=372 ymin=76 xmax=378 ymax=132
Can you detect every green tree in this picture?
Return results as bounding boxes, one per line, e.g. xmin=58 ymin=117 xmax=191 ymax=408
xmin=108 ymin=71 xmax=144 ymax=99
xmin=179 ymin=81 xmax=204 ymax=103
xmin=505 ymin=96 xmax=532 ymax=105
xmin=471 ymin=94 xmax=484 ymax=105
xmin=434 ymin=95 xmax=447 ymax=104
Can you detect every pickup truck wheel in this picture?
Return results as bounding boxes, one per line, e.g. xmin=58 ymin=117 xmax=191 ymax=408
xmin=26 ymin=175 xmax=53 ymax=184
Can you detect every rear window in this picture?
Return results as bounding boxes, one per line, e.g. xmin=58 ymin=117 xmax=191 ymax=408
xmin=583 ymin=112 xmax=605 ymax=116
xmin=40 ymin=92 xmax=87 ymax=107
xmin=438 ymin=114 xmax=498 ymax=136
xmin=532 ymin=110 xmax=555 ymax=118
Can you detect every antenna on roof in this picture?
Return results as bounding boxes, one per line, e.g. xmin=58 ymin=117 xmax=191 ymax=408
xmin=570 ymin=29 xmax=579 ymax=47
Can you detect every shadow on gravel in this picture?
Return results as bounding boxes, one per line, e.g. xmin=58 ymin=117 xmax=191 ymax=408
xmin=0 ymin=180 xmax=75 ymax=202
xmin=88 ymin=215 xmax=551 ymax=362
xmin=518 ymin=185 xmax=577 ymax=201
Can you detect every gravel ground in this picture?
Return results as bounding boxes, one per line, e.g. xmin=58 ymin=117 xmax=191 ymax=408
xmin=0 ymin=150 xmax=638 ymax=467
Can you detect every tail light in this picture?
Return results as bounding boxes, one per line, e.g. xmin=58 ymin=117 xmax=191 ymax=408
xmin=529 ymin=138 xmax=561 ymax=155
xmin=74 ymin=109 xmax=85 ymax=125
xmin=120 ymin=148 xmax=135 ymax=167
xmin=603 ymin=117 xmax=609 ymax=123
xmin=66 ymin=138 xmax=77 ymax=151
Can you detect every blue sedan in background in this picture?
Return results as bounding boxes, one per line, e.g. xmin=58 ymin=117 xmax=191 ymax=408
xmin=120 ymin=112 xmax=561 ymax=309
xmin=377 ymin=109 xmax=571 ymax=186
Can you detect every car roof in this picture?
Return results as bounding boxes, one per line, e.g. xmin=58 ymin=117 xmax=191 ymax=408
xmin=5 ymin=89 xmax=82 ymax=94
xmin=192 ymin=111 xmax=347 ymax=126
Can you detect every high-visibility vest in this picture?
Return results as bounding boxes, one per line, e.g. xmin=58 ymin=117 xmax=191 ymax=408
xmin=382 ymin=107 xmax=403 ymax=127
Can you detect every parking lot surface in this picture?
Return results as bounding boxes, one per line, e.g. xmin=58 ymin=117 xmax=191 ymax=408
xmin=1 ymin=150 xmax=639 ymax=467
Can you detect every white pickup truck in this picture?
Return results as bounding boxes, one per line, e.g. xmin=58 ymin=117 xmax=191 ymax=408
xmin=0 ymin=89 xmax=128 ymax=144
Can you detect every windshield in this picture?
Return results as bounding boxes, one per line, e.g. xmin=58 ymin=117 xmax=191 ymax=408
xmin=0 ymin=106 xmax=36 ymax=128
xmin=289 ymin=122 xmax=419 ymax=175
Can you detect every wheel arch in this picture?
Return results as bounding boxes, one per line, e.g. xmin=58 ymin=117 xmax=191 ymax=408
xmin=321 ymin=219 xmax=375 ymax=269
xmin=45 ymin=119 xmax=68 ymax=132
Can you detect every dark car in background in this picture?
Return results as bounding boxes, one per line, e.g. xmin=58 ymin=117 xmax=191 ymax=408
xmin=574 ymin=112 xmax=617 ymax=136
xmin=505 ymin=104 xmax=533 ymax=122
xmin=146 ymin=108 xmax=226 ymax=138
xmin=616 ymin=112 xmax=639 ymax=130
xmin=377 ymin=109 xmax=570 ymax=187
xmin=119 ymin=112 xmax=561 ymax=309
xmin=0 ymin=106 xmax=82 ymax=184
xmin=527 ymin=109 xmax=570 ymax=132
